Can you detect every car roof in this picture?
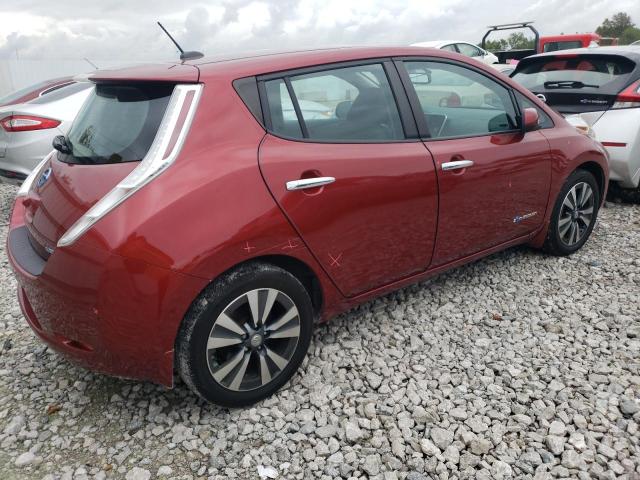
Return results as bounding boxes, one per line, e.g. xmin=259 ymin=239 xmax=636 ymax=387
xmin=90 ymin=46 xmax=473 ymax=83
xmin=523 ymin=45 xmax=640 ymax=61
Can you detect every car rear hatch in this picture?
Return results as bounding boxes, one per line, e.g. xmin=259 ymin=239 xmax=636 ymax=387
xmin=21 ymin=63 xmax=200 ymax=258
xmin=512 ymin=53 xmax=640 ymax=118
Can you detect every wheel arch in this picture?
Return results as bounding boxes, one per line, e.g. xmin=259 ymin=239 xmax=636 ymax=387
xmin=576 ymin=161 xmax=606 ymax=203
xmin=205 ymin=254 xmax=324 ymax=320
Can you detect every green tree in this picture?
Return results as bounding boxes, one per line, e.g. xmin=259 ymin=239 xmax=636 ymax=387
xmin=483 ymin=33 xmax=534 ymax=52
xmin=507 ymin=32 xmax=535 ymax=49
xmin=620 ymin=26 xmax=640 ymax=45
xmin=596 ymin=12 xmax=635 ymax=38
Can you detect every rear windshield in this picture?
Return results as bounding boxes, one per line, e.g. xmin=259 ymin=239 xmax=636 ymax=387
xmin=512 ymin=55 xmax=636 ymax=93
xmin=28 ymin=82 xmax=89 ymax=105
xmin=59 ymin=84 xmax=174 ymax=165
xmin=542 ymin=41 xmax=583 ymax=52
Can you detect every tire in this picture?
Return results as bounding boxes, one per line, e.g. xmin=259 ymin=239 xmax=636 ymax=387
xmin=607 ymin=181 xmax=640 ymax=204
xmin=543 ymin=169 xmax=600 ymax=256
xmin=176 ymin=262 xmax=313 ymax=407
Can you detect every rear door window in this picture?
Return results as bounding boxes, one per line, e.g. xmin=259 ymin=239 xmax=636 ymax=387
xmin=59 ymin=83 xmax=174 ymax=165
xmin=264 ymin=63 xmax=405 ymax=142
xmin=403 ymin=61 xmax=518 ymax=138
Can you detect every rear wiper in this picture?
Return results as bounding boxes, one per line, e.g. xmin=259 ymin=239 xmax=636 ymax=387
xmin=52 ymin=135 xmax=72 ymax=154
xmin=544 ymin=81 xmax=599 ymax=89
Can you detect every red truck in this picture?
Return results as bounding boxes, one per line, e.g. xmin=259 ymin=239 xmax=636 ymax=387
xmin=482 ymin=22 xmax=618 ymax=63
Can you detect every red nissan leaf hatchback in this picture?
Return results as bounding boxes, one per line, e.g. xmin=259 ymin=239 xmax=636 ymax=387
xmin=8 ymin=47 xmax=608 ymax=406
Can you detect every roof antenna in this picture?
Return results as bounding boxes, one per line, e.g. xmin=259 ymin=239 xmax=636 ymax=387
xmin=157 ymin=21 xmax=204 ymax=61
xmin=84 ymin=58 xmax=99 ymax=70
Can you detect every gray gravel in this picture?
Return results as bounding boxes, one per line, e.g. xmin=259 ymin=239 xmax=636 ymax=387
xmin=0 ymin=181 xmax=638 ymax=480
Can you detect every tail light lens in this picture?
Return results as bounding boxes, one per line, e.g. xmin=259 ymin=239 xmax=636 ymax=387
xmin=57 ymin=84 xmax=202 ymax=248
xmin=613 ymin=80 xmax=640 ymax=109
xmin=1 ymin=115 xmax=61 ymax=132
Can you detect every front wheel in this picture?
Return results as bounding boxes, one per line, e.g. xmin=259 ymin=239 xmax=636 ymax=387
xmin=176 ymin=263 xmax=313 ymax=407
xmin=543 ymin=169 xmax=600 ymax=256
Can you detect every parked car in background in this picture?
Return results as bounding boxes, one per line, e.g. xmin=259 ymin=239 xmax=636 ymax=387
xmin=412 ymin=40 xmax=499 ymax=64
xmin=511 ymin=46 xmax=640 ymax=201
xmin=8 ymin=46 xmax=608 ymax=406
xmin=0 ymin=77 xmax=75 ymax=108
xmin=491 ymin=64 xmax=516 ymax=76
xmin=0 ymin=82 xmax=92 ymax=183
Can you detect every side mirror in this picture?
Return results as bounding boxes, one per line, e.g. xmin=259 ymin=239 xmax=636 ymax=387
xmin=523 ymin=108 xmax=540 ymax=131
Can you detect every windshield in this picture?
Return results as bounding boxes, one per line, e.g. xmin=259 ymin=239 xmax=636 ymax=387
xmin=59 ymin=83 xmax=174 ymax=165
xmin=512 ymin=55 xmax=636 ymax=92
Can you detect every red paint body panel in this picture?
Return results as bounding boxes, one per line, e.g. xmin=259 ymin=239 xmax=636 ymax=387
xmin=426 ymin=131 xmax=551 ymax=266
xmin=6 ymin=47 xmax=609 ymax=387
xmin=259 ymin=135 xmax=438 ymax=297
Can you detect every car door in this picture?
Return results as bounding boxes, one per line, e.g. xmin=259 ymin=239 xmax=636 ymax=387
xmin=398 ymin=59 xmax=552 ymax=267
xmin=258 ymin=61 xmax=438 ymax=297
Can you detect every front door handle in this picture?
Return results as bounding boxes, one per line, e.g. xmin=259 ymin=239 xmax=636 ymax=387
xmin=441 ymin=160 xmax=474 ymax=171
xmin=286 ymin=177 xmax=335 ymax=191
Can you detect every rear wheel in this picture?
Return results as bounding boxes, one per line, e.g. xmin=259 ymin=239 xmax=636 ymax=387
xmin=543 ymin=169 xmax=600 ymax=256
xmin=176 ymin=263 xmax=313 ymax=407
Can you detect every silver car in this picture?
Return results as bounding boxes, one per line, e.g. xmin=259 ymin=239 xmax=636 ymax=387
xmin=0 ymin=82 xmax=92 ymax=184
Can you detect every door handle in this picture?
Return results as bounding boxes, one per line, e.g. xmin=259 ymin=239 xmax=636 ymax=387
xmin=441 ymin=160 xmax=474 ymax=171
xmin=286 ymin=177 xmax=335 ymax=191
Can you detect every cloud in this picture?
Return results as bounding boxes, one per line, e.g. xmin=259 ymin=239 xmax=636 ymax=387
xmin=0 ymin=0 xmax=639 ymax=61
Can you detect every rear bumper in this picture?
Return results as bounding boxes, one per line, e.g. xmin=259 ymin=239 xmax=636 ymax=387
xmin=7 ymin=200 xmax=207 ymax=386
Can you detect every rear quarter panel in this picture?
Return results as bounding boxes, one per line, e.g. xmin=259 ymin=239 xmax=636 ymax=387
xmin=76 ymin=76 xmax=343 ymax=321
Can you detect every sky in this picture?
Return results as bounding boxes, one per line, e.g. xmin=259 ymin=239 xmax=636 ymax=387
xmin=0 ymin=0 xmax=639 ymax=62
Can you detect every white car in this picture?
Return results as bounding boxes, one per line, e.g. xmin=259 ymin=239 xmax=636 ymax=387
xmin=412 ymin=40 xmax=499 ymax=65
xmin=511 ymin=46 xmax=640 ymax=201
xmin=0 ymin=82 xmax=93 ymax=184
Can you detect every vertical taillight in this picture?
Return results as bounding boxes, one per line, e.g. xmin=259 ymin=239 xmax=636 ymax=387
xmin=1 ymin=115 xmax=61 ymax=132
xmin=613 ymin=80 xmax=640 ymax=109
xmin=57 ymin=84 xmax=203 ymax=248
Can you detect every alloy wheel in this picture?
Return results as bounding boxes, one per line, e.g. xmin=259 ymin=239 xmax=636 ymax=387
xmin=206 ymin=288 xmax=301 ymax=391
xmin=558 ymin=181 xmax=594 ymax=246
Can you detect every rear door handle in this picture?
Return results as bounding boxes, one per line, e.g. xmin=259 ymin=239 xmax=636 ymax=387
xmin=286 ymin=177 xmax=335 ymax=191
xmin=441 ymin=160 xmax=474 ymax=171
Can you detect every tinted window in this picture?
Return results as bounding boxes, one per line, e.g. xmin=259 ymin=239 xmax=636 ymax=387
xmin=512 ymin=55 xmax=635 ymax=93
xmin=265 ymin=64 xmax=405 ymax=141
xmin=457 ymin=43 xmax=482 ymax=58
xmin=59 ymin=84 xmax=174 ymax=165
xmin=404 ymin=61 xmax=518 ymax=138
xmin=515 ymin=92 xmax=554 ymax=129
xmin=542 ymin=41 xmax=583 ymax=52
xmin=29 ymin=82 xmax=90 ymax=105
xmin=441 ymin=44 xmax=458 ymax=53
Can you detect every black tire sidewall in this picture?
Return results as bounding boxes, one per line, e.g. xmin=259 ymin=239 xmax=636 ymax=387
xmin=547 ymin=170 xmax=600 ymax=255
xmin=178 ymin=265 xmax=313 ymax=407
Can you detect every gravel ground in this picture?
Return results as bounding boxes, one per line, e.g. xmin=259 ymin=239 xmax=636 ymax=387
xmin=0 ymin=181 xmax=638 ymax=480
